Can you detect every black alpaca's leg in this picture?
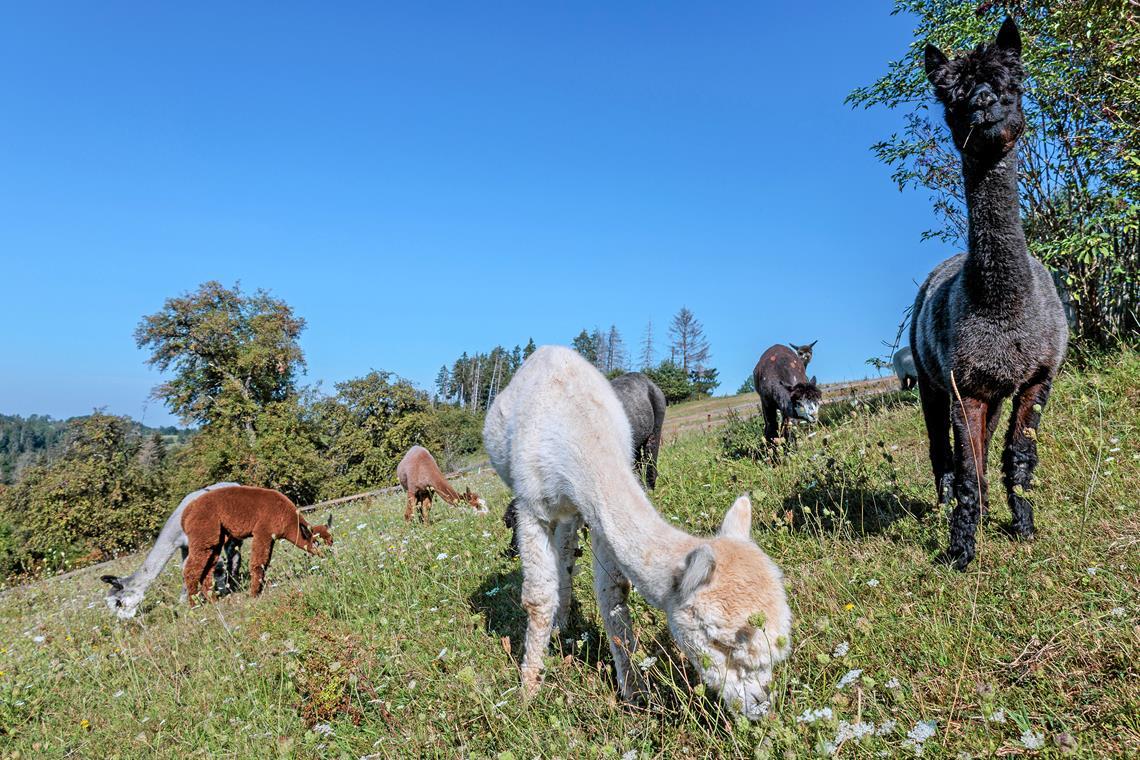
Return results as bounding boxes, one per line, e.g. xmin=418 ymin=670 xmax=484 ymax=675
xmin=917 ymin=374 xmax=954 ymax=504
xmin=946 ymin=397 xmax=989 ymax=571
xmin=761 ymin=398 xmax=780 ymax=462
xmin=1003 ymin=379 xmax=1052 ymax=539
xmin=643 ymin=436 xmax=660 ymax=490
xmin=979 ymin=401 xmax=1004 ymax=522
xmin=503 ymin=498 xmax=520 ymax=559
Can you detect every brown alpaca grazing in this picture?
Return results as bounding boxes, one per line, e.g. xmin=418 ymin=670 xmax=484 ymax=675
xmin=180 ymin=486 xmax=333 ymax=602
xmin=397 ymin=445 xmax=487 ymax=524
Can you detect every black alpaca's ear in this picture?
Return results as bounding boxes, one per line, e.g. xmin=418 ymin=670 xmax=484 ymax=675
xmin=808 ymin=340 xmax=818 ymax=349
xmin=809 ymin=375 xmax=817 ymax=386
xmin=924 ymin=43 xmax=949 ymax=83
xmin=325 ymin=513 xmax=333 ymax=528
xmin=100 ymin=574 xmax=124 ymax=591
xmin=995 ymin=16 xmax=1021 ymax=58
xmin=299 ymin=522 xmax=313 ymax=541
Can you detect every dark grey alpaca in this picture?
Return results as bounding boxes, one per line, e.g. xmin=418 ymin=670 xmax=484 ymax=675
xmin=608 ymin=371 xmax=667 ymax=490
xmin=503 ymin=371 xmax=667 ymax=557
xmin=914 ymin=18 xmax=1068 ymax=570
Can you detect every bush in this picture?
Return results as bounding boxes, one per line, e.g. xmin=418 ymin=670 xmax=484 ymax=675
xmin=719 ymin=408 xmax=769 ymax=461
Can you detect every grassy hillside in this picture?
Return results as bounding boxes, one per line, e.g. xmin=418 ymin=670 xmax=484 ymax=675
xmin=1 ymin=352 xmax=1136 ymax=758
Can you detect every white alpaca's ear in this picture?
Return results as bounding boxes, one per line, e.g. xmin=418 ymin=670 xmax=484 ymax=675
xmin=679 ymin=544 xmax=717 ymax=599
xmin=719 ymin=494 xmax=753 ymax=540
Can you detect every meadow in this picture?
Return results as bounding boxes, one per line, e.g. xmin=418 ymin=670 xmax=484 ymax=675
xmin=1 ymin=351 xmax=1136 ymax=759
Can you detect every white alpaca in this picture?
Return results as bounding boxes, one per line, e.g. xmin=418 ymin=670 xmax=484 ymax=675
xmin=101 ymin=482 xmax=241 ymax=619
xmin=483 ymin=346 xmax=791 ymax=719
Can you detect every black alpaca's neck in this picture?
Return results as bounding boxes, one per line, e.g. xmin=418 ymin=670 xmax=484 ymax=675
xmin=961 ymin=150 xmax=1031 ymax=311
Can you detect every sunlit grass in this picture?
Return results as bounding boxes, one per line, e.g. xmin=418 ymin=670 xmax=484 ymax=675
xmin=1 ymin=351 xmax=1136 ymax=758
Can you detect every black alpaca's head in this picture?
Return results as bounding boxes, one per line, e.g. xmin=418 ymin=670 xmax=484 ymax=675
xmin=925 ymin=17 xmax=1025 ymax=158
xmin=783 ymin=376 xmax=822 ymax=422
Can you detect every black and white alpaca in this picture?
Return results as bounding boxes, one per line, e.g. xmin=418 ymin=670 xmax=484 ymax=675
xmin=753 ymin=344 xmax=821 ymax=449
xmin=789 ymin=340 xmax=817 ymax=367
xmin=914 ymin=18 xmax=1068 ymax=570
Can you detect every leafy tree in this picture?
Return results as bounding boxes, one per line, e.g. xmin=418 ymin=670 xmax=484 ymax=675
xmin=849 ymin=1 xmax=1139 ymax=345
xmin=0 ymin=413 xmax=168 ymax=577
xmin=690 ymin=367 xmax=721 ymax=397
xmin=523 ymin=338 xmax=537 ymax=359
xmin=602 ymin=325 xmax=628 ymax=374
xmin=645 ymin=360 xmax=693 ymax=404
xmin=669 ymin=307 xmax=711 ymax=375
xmin=738 ymin=375 xmax=756 ymax=394
xmin=135 ymin=281 xmax=307 ymax=438
xmin=571 ymin=329 xmax=598 ymax=365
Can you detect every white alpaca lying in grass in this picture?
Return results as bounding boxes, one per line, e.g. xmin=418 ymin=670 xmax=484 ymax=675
xmin=101 ymin=482 xmax=241 ymax=619
xmin=483 ymin=346 xmax=791 ymax=719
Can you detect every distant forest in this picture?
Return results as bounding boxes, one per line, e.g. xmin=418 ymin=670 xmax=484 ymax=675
xmin=0 ymin=413 xmax=192 ymax=485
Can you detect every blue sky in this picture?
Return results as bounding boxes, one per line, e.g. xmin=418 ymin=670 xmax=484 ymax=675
xmin=0 ymin=3 xmax=953 ymax=427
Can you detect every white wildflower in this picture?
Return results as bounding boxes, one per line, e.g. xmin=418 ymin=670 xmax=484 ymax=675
xmin=356 ymin=523 xmax=367 ymax=530
xmin=621 ymin=751 xmax=638 ymax=760
xmin=482 ymin=531 xmax=492 ymax=538
xmin=113 ymin=690 xmax=125 ymax=699
xmin=312 ymin=723 xmax=333 ymax=736
xmin=32 ymin=635 xmax=45 ymax=643
xmin=866 ymin=578 xmax=880 ymax=587
xmin=833 ymin=640 xmax=850 ymax=657
xmin=876 ymin=720 xmax=896 ymax=736
xmin=797 ymin=707 xmax=834 ymax=724
xmin=1087 ymin=567 xmax=1098 ymax=576
xmin=1110 ymin=607 xmax=1126 ymax=618
xmin=638 ymin=656 xmax=657 ymax=671
xmin=886 ymin=677 xmax=901 ymax=689
xmin=436 ymin=648 xmax=448 ymax=660
xmin=834 ymin=720 xmax=875 ymax=743
xmin=987 ymin=709 xmax=1006 ymax=723
xmin=1020 ymin=729 xmax=1045 ymax=750
xmin=837 ymin=668 xmax=863 ymax=689
xmin=907 ymin=720 xmax=937 ymax=743
xmin=436 ymin=552 xmax=449 ymax=560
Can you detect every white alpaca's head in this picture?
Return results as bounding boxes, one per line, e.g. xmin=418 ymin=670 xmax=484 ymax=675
xmin=101 ymin=575 xmax=144 ymax=619
xmin=666 ymin=495 xmax=792 ymax=721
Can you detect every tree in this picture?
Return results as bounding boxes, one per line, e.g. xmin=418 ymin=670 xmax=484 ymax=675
xmin=668 ymin=307 xmax=711 ymax=375
xmin=690 ymin=367 xmax=720 ymax=398
xmin=571 ymin=329 xmax=598 ymax=365
xmin=523 ymin=338 xmax=537 ymax=359
xmin=434 ymin=365 xmax=451 ymax=400
xmin=848 ymin=1 xmax=1139 ymax=345
xmin=644 ymin=361 xmax=693 ymax=404
xmin=639 ymin=320 xmax=655 ymax=370
xmin=737 ymin=375 xmax=756 ymax=394
xmin=603 ymin=324 xmax=627 ymax=374
xmin=135 ymin=281 xmax=307 ymax=438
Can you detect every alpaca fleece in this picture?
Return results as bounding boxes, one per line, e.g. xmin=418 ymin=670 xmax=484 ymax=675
xmin=484 ymin=346 xmax=791 ymax=720
xmin=396 ymin=445 xmax=486 ymax=524
xmin=913 ymin=18 xmax=1067 ymax=570
xmin=753 ymin=344 xmax=822 ymax=448
xmin=180 ymin=485 xmax=332 ymax=599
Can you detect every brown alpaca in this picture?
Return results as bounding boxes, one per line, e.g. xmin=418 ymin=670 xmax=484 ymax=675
xmin=180 ymin=485 xmax=333 ymax=602
xmin=397 ymin=446 xmax=487 ymax=525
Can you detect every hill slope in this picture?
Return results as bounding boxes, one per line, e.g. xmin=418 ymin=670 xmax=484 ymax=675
xmin=1 ymin=352 xmax=1136 ymax=758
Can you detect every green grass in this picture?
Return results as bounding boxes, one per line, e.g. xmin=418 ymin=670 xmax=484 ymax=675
xmin=1 ymin=351 xmax=1137 ymax=758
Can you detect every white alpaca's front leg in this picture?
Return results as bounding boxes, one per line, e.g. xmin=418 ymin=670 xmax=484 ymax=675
xmin=552 ymin=514 xmax=582 ymax=632
xmin=515 ymin=504 xmax=560 ymax=698
xmin=591 ymin=534 xmax=646 ymax=702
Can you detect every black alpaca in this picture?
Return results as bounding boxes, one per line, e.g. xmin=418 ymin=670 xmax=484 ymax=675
xmin=504 ymin=371 xmax=666 ymax=558
xmin=914 ymin=18 xmax=1068 ymax=570
xmin=753 ymin=344 xmax=821 ymax=450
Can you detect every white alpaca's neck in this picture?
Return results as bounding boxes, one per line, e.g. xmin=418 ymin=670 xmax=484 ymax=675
xmin=122 ymin=530 xmax=183 ymax=592
xmin=577 ymin=469 xmax=699 ymax=609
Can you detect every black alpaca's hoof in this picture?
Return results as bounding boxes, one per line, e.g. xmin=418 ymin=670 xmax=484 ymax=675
xmin=935 ymin=549 xmax=972 ymax=572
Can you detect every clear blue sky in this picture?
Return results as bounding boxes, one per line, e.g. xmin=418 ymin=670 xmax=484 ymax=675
xmin=1 ymin=2 xmax=954 ymax=428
